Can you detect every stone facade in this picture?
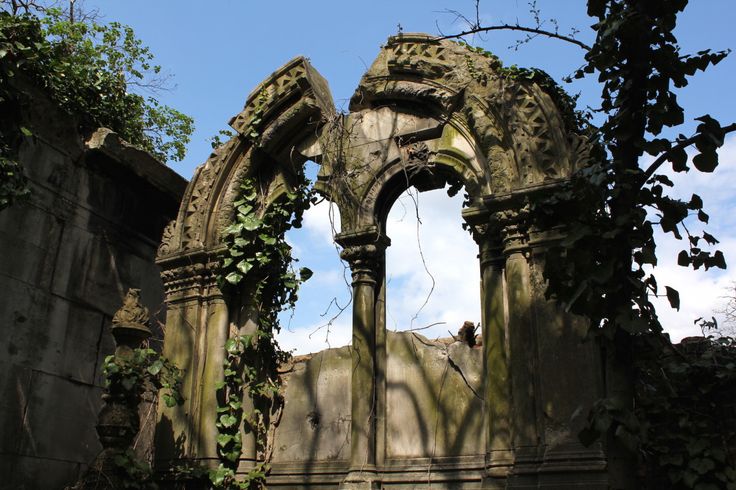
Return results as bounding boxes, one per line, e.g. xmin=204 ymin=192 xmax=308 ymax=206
xmin=156 ymin=34 xmax=618 ymax=488
xmin=0 ymin=89 xmax=185 ymax=489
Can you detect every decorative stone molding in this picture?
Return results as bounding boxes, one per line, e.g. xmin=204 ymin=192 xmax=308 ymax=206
xmin=154 ymin=32 xmax=615 ymax=489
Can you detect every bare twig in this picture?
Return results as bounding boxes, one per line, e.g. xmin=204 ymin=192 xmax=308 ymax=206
xmin=440 ymin=24 xmax=591 ymax=51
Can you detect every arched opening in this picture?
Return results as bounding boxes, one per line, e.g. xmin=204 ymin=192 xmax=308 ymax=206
xmin=384 ymin=185 xmax=481 ymax=340
xmin=275 ymin=160 xmax=352 ymax=354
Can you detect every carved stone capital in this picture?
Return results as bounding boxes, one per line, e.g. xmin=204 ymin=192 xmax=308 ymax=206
xmin=157 ymin=252 xmax=221 ymax=299
xmin=340 ymin=243 xmax=386 ymax=286
xmin=336 ymin=229 xmax=390 ymax=287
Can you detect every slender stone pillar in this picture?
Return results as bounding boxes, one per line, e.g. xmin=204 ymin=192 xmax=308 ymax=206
xmin=475 ymin=226 xmax=513 ymax=478
xmin=503 ymin=221 xmax=542 ymax=465
xmin=68 ymin=289 xmax=153 ymax=489
xmin=336 ymin=231 xmax=389 ymax=490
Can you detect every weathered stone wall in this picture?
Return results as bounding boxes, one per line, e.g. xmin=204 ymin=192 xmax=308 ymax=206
xmin=0 ymin=92 xmax=186 ymax=489
xmin=268 ymin=331 xmax=486 ymax=488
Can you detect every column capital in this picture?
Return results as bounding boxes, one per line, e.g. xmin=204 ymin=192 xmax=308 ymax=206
xmin=336 ymin=228 xmax=390 ymax=286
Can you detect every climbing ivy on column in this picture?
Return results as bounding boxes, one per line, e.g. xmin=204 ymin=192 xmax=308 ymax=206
xmin=211 ymin=172 xmax=312 ymax=489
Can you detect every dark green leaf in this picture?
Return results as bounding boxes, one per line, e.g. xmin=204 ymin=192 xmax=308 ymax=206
xmin=665 ymin=286 xmax=680 ymax=311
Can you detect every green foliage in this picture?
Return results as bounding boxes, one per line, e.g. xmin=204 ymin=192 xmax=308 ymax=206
xmin=512 ymin=1 xmax=735 ymax=486
xmin=635 ymin=337 xmax=736 ymax=489
xmin=537 ymin=0 xmax=731 ymax=339
xmin=112 ymin=448 xmax=159 ymax=490
xmin=103 ymin=348 xmax=184 ymax=408
xmin=0 ymin=152 xmax=28 ymax=210
xmin=212 ymin=168 xmax=312 ymax=488
xmin=0 ymin=6 xmax=193 ymax=209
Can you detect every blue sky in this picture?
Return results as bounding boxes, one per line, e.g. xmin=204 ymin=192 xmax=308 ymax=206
xmin=84 ymin=1 xmax=736 ymax=353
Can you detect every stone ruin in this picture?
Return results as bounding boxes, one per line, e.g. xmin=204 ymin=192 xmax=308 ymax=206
xmin=155 ymin=33 xmax=615 ymax=489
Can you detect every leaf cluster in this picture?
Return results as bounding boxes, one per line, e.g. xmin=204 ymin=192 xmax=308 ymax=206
xmin=102 ymin=347 xmax=184 ymax=408
xmin=0 ymin=7 xmax=193 ymax=172
xmin=635 ymin=337 xmax=736 ymax=488
xmin=524 ymin=1 xmax=735 ymax=485
xmin=536 ymin=0 xmax=731 ymax=340
xmin=111 ymin=447 xmax=158 ymax=490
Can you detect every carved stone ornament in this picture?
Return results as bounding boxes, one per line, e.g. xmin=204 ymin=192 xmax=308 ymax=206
xmin=157 ymin=220 xmax=177 ymax=257
xmin=112 ymin=288 xmax=149 ymax=326
xmin=111 ymin=288 xmax=152 ymax=351
xmin=406 ymin=141 xmax=430 ymax=165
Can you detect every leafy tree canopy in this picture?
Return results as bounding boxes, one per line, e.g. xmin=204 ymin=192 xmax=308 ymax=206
xmin=0 ymin=1 xmax=193 ymax=209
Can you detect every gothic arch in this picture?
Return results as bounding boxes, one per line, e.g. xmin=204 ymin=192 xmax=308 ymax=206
xmin=156 ymin=34 xmax=610 ymax=489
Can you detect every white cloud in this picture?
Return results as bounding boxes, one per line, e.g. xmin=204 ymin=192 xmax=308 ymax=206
xmin=384 ymin=188 xmax=481 ymax=339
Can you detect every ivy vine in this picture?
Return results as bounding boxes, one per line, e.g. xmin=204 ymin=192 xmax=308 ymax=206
xmin=102 ymin=347 xmax=184 ymax=409
xmin=212 ymin=168 xmax=312 ymax=488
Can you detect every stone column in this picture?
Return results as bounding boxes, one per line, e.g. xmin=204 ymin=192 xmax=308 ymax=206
xmin=336 ymin=232 xmax=389 ymax=490
xmin=473 ymin=224 xmax=513 ymax=479
xmin=494 ymin=210 xmax=543 ymax=484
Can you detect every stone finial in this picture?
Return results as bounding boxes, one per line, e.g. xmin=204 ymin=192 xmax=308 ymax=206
xmin=112 ymin=288 xmax=150 ymax=326
xmin=111 ymin=288 xmax=151 ymax=355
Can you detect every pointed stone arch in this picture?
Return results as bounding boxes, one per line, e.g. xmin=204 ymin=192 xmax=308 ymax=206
xmin=156 ymin=34 xmax=612 ymax=489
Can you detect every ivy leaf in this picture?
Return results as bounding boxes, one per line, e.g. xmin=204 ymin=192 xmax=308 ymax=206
xmin=237 ymin=259 xmax=253 ymax=275
xmin=711 ymin=250 xmax=727 ymax=269
xmin=225 ymin=271 xmax=242 ymax=285
xmin=216 ymin=433 xmax=233 ymax=447
xmin=665 ymin=286 xmax=680 ymax=311
xmin=299 ymin=267 xmax=313 ymax=282
xmin=692 ymin=150 xmax=718 ymax=172
xmin=147 ymin=359 xmax=163 ymax=376
xmin=219 ymin=414 xmax=237 ymax=428
xmin=702 ymin=232 xmax=718 ymax=245
xmin=668 ymin=147 xmax=688 ymax=172
xmin=238 ymin=214 xmax=261 ymax=231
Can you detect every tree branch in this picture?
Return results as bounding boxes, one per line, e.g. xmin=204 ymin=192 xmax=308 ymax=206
xmin=642 ymin=123 xmax=736 ymax=183
xmin=439 ymin=24 xmax=591 ymax=51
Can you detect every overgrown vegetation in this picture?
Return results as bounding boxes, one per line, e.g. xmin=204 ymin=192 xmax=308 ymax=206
xmin=103 ymin=347 xmax=184 ymax=409
xmin=0 ymin=2 xmax=193 ymax=209
xmin=212 ymin=170 xmax=312 ymax=488
xmin=457 ymin=39 xmax=588 ymax=132
xmin=452 ymin=0 xmax=736 ymax=487
xmin=97 ymin=347 xmax=184 ymax=489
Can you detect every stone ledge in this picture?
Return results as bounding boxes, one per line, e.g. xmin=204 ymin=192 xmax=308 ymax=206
xmin=85 ymin=128 xmax=187 ymax=202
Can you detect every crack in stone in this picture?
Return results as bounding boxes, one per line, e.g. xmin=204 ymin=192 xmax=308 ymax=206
xmin=447 ymin=353 xmax=483 ymax=402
